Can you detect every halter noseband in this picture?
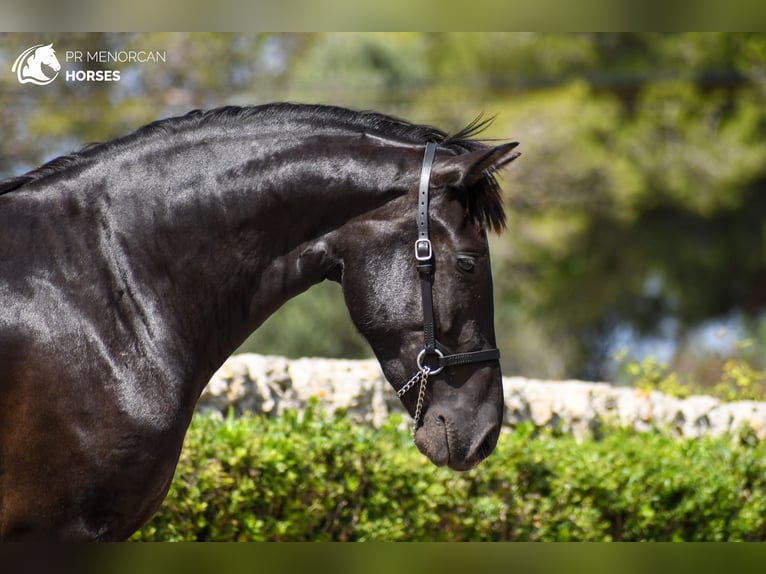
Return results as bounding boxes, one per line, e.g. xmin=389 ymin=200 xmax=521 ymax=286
xmin=398 ymin=142 xmax=501 ymax=432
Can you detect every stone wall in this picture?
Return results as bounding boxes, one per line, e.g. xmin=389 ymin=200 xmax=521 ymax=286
xmin=199 ymin=353 xmax=766 ymax=440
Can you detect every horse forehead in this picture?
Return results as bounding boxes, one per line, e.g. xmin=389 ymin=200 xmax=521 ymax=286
xmin=431 ymin=199 xmax=487 ymax=249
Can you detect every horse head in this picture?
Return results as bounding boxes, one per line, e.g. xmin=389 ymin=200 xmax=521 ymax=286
xmin=323 ymin=140 xmax=520 ymax=470
xmin=35 ymin=44 xmax=61 ymax=72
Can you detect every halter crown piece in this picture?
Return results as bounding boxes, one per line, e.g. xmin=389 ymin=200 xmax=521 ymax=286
xmin=398 ymin=142 xmax=501 ymax=434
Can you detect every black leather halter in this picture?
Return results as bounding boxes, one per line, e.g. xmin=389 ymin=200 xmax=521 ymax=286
xmin=411 ymin=142 xmax=501 ymax=377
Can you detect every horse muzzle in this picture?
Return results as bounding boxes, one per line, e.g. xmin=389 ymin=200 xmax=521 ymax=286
xmin=412 ymin=367 xmax=503 ymax=471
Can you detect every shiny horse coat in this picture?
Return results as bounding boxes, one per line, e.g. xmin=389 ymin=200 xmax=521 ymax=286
xmin=0 ymin=103 xmax=519 ymax=540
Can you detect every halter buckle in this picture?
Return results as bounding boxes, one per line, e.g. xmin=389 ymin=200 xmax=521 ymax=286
xmin=415 ymin=238 xmax=432 ymax=261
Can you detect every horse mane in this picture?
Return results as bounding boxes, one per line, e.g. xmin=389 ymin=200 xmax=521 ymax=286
xmin=0 ymin=103 xmax=507 ymax=232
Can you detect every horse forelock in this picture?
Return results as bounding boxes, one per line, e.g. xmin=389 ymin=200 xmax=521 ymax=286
xmin=441 ymin=116 xmax=508 ymax=235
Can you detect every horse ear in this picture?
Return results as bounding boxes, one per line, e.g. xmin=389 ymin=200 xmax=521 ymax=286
xmin=44 ymin=43 xmax=54 ymax=49
xmin=431 ymin=142 xmax=520 ymax=189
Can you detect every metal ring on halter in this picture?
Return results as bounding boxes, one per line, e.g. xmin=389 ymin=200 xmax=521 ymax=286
xmin=416 ymin=348 xmax=444 ymax=375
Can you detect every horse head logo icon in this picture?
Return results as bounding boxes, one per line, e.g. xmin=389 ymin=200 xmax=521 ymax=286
xmin=12 ymin=43 xmax=61 ymax=85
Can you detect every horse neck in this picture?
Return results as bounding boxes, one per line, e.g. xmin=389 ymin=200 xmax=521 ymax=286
xmin=94 ymin=133 xmax=418 ymax=389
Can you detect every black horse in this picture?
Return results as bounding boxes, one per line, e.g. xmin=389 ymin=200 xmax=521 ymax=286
xmin=0 ymin=103 xmax=520 ymax=540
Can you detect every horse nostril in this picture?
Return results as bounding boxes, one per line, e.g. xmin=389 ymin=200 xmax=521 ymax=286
xmin=477 ymin=435 xmax=494 ymax=460
xmin=472 ymin=424 xmax=500 ymax=462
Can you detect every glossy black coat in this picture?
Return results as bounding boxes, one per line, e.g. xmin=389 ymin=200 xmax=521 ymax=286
xmin=0 ymin=103 xmax=519 ymax=540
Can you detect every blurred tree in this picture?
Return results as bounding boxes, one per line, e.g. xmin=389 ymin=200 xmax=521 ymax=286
xmin=3 ymin=33 xmax=766 ymax=379
xmin=485 ymin=34 xmax=766 ymax=379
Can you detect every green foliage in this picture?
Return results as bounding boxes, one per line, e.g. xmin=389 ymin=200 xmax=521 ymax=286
xmin=618 ymin=353 xmax=691 ymax=398
xmin=613 ymin=340 xmax=766 ymax=402
xmin=132 ymin=408 xmax=766 ymax=542
xmin=716 ymin=357 xmax=766 ymax=402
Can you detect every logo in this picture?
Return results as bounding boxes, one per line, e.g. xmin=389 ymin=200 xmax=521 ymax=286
xmin=10 ymin=43 xmax=166 ymax=86
xmin=12 ymin=43 xmax=61 ymax=85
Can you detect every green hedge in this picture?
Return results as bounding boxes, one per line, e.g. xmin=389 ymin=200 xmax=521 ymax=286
xmin=131 ymin=404 xmax=766 ymax=541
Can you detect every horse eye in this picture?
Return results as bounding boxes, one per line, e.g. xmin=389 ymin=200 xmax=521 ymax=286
xmin=456 ymin=257 xmax=475 ymax=273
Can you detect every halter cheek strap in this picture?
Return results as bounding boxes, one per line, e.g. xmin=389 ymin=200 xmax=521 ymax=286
xmin=413 ymin=142 xmax=501 ymax=375
xmin=399 ymin=143 xmax=501 ymax=433
xmin=415 ymin=142 xmax=438 ymax=360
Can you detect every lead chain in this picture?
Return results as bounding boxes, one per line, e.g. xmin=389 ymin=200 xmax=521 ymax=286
xmin=397 ymin=366 xmax=430 ymax=435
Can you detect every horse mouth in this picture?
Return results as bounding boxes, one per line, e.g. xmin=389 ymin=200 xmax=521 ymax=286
xmin=413 ymin=412 xmax=499 ymax=471
xmin=413 ymin=420 xmax=449 ymax=467
xmin=413 ymin=416 xmax=476 ymax=471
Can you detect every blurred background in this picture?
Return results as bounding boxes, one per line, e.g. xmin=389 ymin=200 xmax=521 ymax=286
xmin=2 ymin=32 xmax=766 ymax=390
